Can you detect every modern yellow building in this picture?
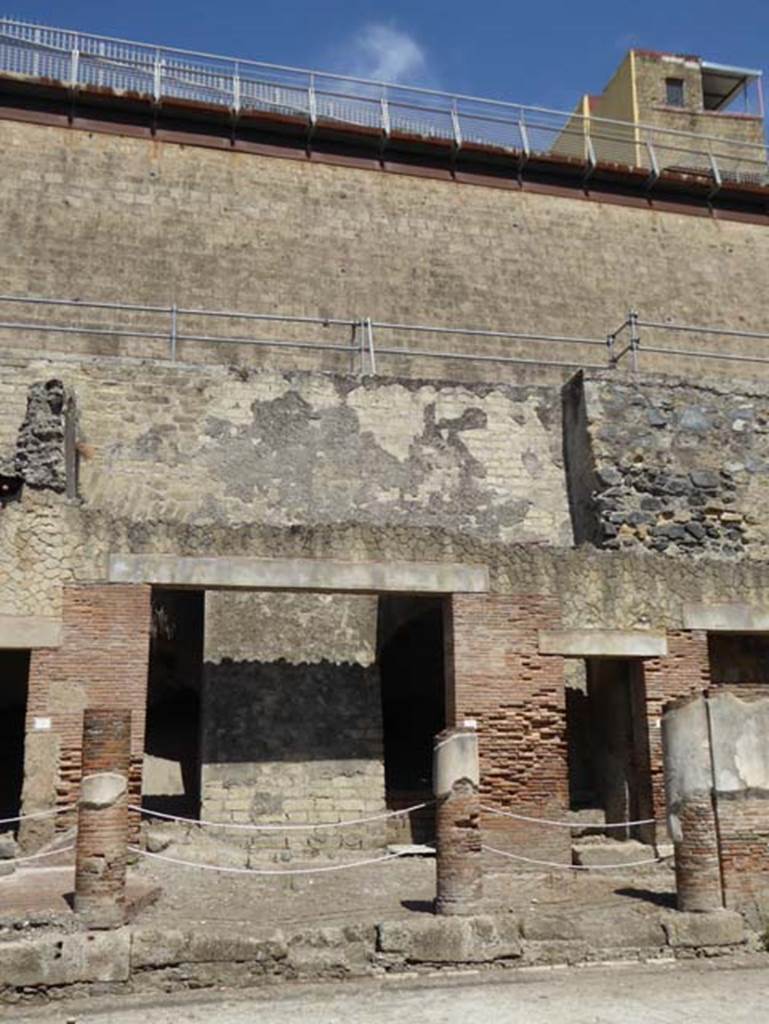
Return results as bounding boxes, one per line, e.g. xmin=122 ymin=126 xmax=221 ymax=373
xmin=556 ymin=50 xmax=765 ymax=181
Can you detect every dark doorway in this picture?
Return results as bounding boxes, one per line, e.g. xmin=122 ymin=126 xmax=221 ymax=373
xmin=378 ymin=596 xmax=446 ymax=841
xmin=143 ymin=589 xmax=204 ymax=818
xmin=708 ymin=633 xmax=769 ymax=700
xmin=567 ymin=658 xmax=654 ymax=843
xmin=0 ymin=650 xmax=29 ymax=830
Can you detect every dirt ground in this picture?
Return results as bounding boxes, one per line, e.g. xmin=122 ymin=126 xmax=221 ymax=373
xmin=0 ymin=847 xmax=676 ymax=935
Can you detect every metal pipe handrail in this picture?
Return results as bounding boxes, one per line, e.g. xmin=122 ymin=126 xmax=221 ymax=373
xmin=373 ymin=345 xmax=607 ymax=370
xmin=636 ymin=319 xmax=769 ymax=341
xmin=0 ymin=19 xmax=766 ymax=166
xmin=370 ymin=320 xmax=607 ymax=347
xmin=3 ymin=292 xmax=769 ymax=375
xmin=0 ymin=293 xmax=172 ymax=313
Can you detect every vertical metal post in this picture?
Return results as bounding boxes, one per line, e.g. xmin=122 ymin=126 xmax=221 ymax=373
xmin=365 ymin=317 xmax=377 ymax=376
xmin=629 ymin=309 xmax=640 ymax=373
xmin=645 ymin=136 xmax=660 ymax=187
xmin=232 ymin=61 xmax=241 ymax=116
xmin=308 ymin=72 xmax=317 ymax=127
xmin=707 ymin=148 xmax=722 ymax=200
xmin=170 ymin=304 xmax=178 ymax=361
xmin=32 ymin=26 xmax=40 ymax=79
xmin=358 ymin=317 xmax=366 ymax=377
xmin=518 ymin=113 xmax=530 ymax=173
xmin=69 ymin=47 xmax=79 ymax=90
xmin=153 ymin=49 xmax=162 ymax=105
xmin=380 ymin=90 xmax=391 ymax=139
xmin=349 ymin=320 xmax=358 ymax=375
xmin=450 ymin=99 xmax=462 ymax=151
xmin=607 ymin=333 xmax=616 ymax=368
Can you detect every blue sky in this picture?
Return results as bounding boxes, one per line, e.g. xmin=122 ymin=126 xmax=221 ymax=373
xmin=5 ymin=1 xmax=769 ymax=113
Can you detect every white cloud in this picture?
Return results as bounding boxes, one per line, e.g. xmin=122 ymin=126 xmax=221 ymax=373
xmin=332 ymin=24 xmax=430 ymax=86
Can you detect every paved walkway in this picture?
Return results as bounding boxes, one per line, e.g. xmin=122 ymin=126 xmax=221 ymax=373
xmin=7 ymin=961 xmax=769 ymax=1023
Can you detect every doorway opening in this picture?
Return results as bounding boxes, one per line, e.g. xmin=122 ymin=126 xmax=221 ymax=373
xmin=567 ymin=658 xmax=654 ymax=842
xmin=378 ymin=596 xmax=446 ymax=842
xmin=0 ymin=650 xmax=29 ymax=831
xmin=143 ymin=589 xmax=204 ymax=818
xmin=708 ymin=633 xmax=769 ymax=700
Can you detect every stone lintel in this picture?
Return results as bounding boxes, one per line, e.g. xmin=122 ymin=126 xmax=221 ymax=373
xmin=0 ymin=615 xmax=62 ymax=649
xmin=683 ymin=602 xmax=769 ymax=633
xmin=538 ymin=629 xmax=667 ymax=659
xmin=108 ymin=554 xmax=489 ymax=595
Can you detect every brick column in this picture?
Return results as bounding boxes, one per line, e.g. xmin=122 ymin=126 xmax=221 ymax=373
xmin=662 ymin=695 xmax=723 ymax=912
xmin=74 ymin=709 xmax=132 ymax=928
xmin=434 ymin=725 xmax=482 ymax=915
xmin=447 ymin=594 xmax=569 ymax=862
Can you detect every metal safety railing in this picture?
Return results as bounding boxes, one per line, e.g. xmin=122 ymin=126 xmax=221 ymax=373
xmin=0 ymin=18 xmax=767 ymax=189
xmin=1 ymin=292 xmax=769 ymax=377
xmin=0 ymin=292 xmax=610 ymax=373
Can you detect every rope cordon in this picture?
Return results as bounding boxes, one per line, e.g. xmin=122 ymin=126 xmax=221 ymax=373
xmin=483 ymin=844 xmax=672 ymax=871
xmin=1 ymin=845 xmax=76 ymax=864
xmin=0 ymin=805 xmax=74 ymax=825
xmin=129 ymin=800 xmax=433 ymax=831
xmin=481 ymin=805 xmax=662 ymax=829
xmin=128 ymin=845 xmax=428 ymax=875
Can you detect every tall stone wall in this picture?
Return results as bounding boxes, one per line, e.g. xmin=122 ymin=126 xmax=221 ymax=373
xmin=9 ymin=356 xmax=769 ymax=624
xmin=1 ymin=118 xmax=769 ymax=381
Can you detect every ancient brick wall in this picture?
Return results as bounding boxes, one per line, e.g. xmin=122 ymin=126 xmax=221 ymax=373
xmin=448 ymin=593 xmax=570 ymax=861
xmin=26 ymin=584 xmax=151 ymax=824
xmin=717 ymin=796 xmax=769 ymax=911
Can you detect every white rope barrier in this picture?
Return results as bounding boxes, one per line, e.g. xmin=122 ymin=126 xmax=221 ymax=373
xmin=483 ymin=844 xmax=672 ymax=871
xmin=128 ymin=845 xmax=426 ymax=875
xmin=1 ymin=845 xmax=76 ymax=864
xmin=129 ymin=800 xmax=433 ymax=831
xmin=0 ymin=805 xmax=74 ymax=825
xmin=481 ymin=805 xmax=662 ymax=829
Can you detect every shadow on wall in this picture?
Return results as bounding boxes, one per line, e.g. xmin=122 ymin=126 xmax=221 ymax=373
xmin=201 ymin=661 xmax=382 ymax=764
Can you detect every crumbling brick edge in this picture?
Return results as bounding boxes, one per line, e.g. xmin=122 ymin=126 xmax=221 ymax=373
xmin=0 ymin=909 xmax=761 ymax=1006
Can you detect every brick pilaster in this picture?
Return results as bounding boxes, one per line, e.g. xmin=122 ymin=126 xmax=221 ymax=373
xmin=447 ymin=593 xmax=569 ymax=861
xmin=22 ymin=584 xmax=151 ymax=841
xmin=642 ymin=630 xmax=710 ymax=822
